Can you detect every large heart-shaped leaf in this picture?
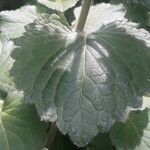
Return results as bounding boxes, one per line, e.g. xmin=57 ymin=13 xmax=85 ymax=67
xmin=11 ymin=3 xmax=150 ymax=147
xmin=110 ymin=108 xmax=150 ymax=150
xmin=37 ymin=0 xmax=79 ymax=12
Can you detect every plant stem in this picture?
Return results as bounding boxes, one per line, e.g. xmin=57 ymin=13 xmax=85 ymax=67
xmin=44 ymin=122 xmax=57 ymax=149
xmin=76 ymin=0 xmax=91 ymax=33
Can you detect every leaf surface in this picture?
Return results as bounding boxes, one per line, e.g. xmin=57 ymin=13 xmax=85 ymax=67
xmin=112 ymin=0 xmax=150 ymax=9
xmin=37 ymin=0 xmax=79 ymax=11
xmin=110 ymin=109 xmax=150 ymax=150
xmin=0 ymin=91 xmax=47 ymax=150
xmin=11 ymin=4 xmax=150 ymax=147
xmin=0 ymin=5 xmax=38 ymax=39
xmin=0 ymin=34 xmax=15 ymax=94
xmin=110 ymin=0 xmax=150 ymax=28
xmin=84 ymin=133 xmax=114 ymax=150
xmin=135 ymin=0 xmax=150 ymax=10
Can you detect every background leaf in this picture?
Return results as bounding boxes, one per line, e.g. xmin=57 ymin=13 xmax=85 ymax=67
xmin=111 ymin=0 xmax=150 ymax=29
xmin=84 ymin=133 xmax=114 ymax=150
xmin=0 ymin=5 xmax=38 ymax=39
xmin=135 ymin=0 xmax=150 ymax=10
xmin=37 ymin=0 xmax=79 ymax=12
xmin=0 ymin=91 xmax=47 ymax=150
xmin=0 ymin=34 xmax=15 ymax=94
xmin=110 ymin=109 xmax=150 ymax=150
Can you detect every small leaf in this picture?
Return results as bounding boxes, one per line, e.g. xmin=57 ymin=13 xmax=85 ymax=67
xmin=37 ymin=0 xmax=79 ymax=12
xmin=110 ymin=109 xmax=150 ymax=150
xmin=11 ymin=3 xmax=150 ymax=147
xmin=0 ymin=91 xmax=47 ymax=150
xmin=0 ymin=5 xmax=38 ymax=39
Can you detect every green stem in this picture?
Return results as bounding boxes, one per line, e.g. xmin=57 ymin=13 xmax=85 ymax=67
xmin=76 ymin=0 xmax=91 ymax=33
xmin=44 ymin=122 xmax=57 ymax=149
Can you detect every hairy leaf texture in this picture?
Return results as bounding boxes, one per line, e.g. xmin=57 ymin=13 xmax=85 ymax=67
xmin=11 ymin=3 xmax=150 ymax=147
xmin=0 ymin=34 xmax=15 ymax=93
xmin=0 ymin=5 xmax=38 ymax=39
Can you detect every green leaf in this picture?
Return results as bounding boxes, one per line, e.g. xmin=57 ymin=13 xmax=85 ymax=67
xmin=84 ymin=133 xmax=114 ymax=150
xmin=37 ymin=0 xmax=79 ymax=12
xmin=0 ymin=91 xmax=47 ymax=150
xmin=0 ymin=34 xmax=15 ymax=94
xmin=110 ymin=109 xmax=150 ymax=150
xmin=11 ymin=4 xmax=150 ymax=147
xmin=110 ymin=0 xmax=150 ymax=28
xmin=126 ymin=3 xmax=149 ymax=27
xmin=112 ymin=0 xmax=150 ymax=10
xmin=0 ymin=5 xmax=38 ymax=39
xmin=136 ymin=0 xmax=150 ymax=10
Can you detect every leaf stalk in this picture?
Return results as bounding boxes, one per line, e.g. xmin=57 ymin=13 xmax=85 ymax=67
xmin=44 ymin=122 xmax=57 ymax=149
xmin=76 ymin=0 xmax=91 ymax=33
